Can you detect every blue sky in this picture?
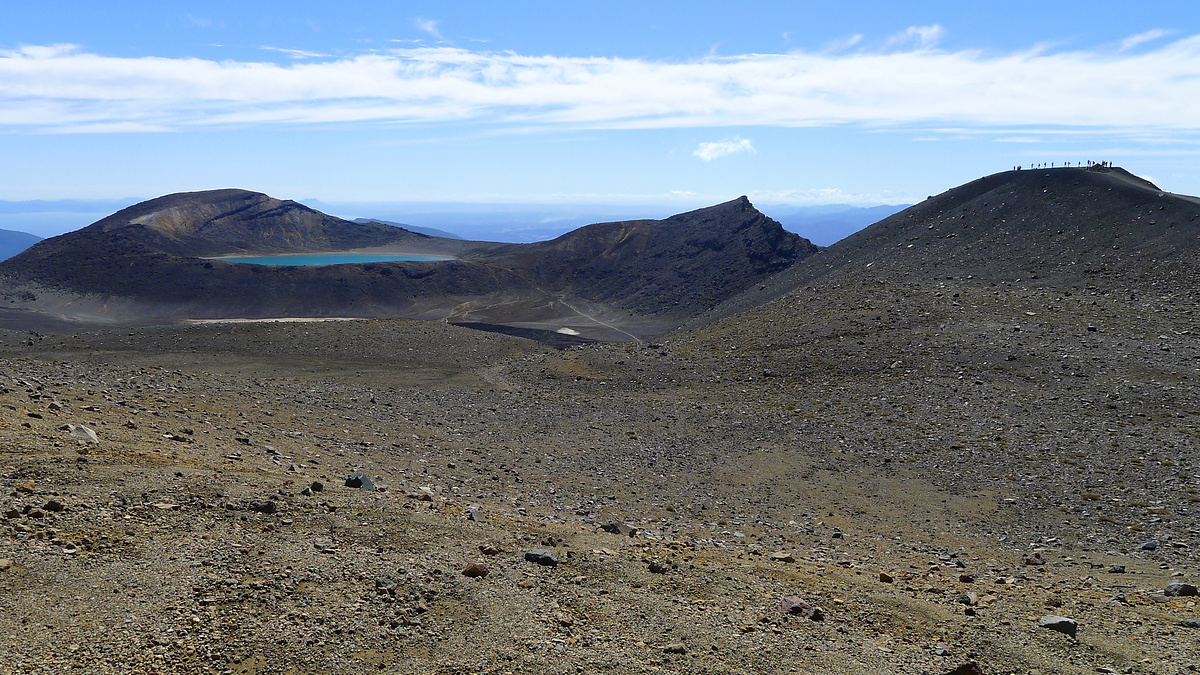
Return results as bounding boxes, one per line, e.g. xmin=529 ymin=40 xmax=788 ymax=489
xmin=3 ymin=1 xmax=1200 ymax=217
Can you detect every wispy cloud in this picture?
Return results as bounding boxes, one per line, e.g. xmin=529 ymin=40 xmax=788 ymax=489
xmin=823 ymin=34 xmax=863 ymax=53
xmin=884 ymin=24 xmax=945 ymax=50
xmin=1119 ymin=28 xmax=1172 ymax=51
xmin=751 ymin=187 xmax=907 ymax=205
xmin=186 ymin=14 xmax=213 ymax=29
xmin=3 ymin=36 xmax=1200 ymax=136
xmin=415 ymin=18 xmax=442 ymax=40
xmin=694 ymin=136 xmax=755 ymax=161
xmin=259 ymin=46 xmax=331 ymax=59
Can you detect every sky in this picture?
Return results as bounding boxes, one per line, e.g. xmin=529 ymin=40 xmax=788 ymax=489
xmin=3 ymin=1 xmax=1200 ymax=223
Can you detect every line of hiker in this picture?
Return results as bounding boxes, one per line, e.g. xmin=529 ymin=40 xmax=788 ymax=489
xmin=1013 ymin=160 xmax=1112 ymax=170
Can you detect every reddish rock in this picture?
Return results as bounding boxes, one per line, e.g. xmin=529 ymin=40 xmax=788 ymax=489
xmin=462 ymin=561 xmax=489 ymax=578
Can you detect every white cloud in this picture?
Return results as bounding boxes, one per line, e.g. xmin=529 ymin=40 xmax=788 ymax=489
xmin=694 ymin=136 xmax=756 ymax=161
xmin=2 ymin=36 xmax=1200 ymax=136
xmin=1119 ymin=29 xmax=1172 ymax=52
xmin=885 ymin=25 xmax=945 ymax=50
xmin=415 ymin=18 xmax=442 ymax=40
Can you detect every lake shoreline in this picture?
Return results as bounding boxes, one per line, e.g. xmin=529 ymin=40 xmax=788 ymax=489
xmin=208 ymin=251 xmax=455 ymax=266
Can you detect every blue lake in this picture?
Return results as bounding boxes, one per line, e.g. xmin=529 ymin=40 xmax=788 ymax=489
xmin=219 ymin=253 xmax=453 ymax=266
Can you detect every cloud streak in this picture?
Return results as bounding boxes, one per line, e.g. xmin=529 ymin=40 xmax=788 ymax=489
xmin=694 ymin=136 xmax=755 ymax=161
xmin=884 ymin=24 xmax=945 ymax=50
xmin=2 ymin=33 xmax=1200 ymax=135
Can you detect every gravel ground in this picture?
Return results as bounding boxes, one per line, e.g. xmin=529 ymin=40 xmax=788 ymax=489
xmin=0 ymin=279 xmax=1197 ymax=675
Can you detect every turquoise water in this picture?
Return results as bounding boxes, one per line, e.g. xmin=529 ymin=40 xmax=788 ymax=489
xmin=219 ymin=253 xmax=453 ymax=266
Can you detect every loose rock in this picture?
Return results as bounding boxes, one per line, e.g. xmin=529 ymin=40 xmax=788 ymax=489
xmin=780 ymin=596 xmax=824 ymax=621
xmin=67 ymin=424 xmax=99 ymax=444
xmin=462 ymin=561 xmax=489 ymax=578
xmin=1164 ymin=582 xmax=1198 ymax=597
xmin=345 ymin=473 xmax=376 ymax=490
xmin=524 ymin=550 xmax=559 ymax=567
xmin=1037 ymin=615 xmax=1078 ymax=638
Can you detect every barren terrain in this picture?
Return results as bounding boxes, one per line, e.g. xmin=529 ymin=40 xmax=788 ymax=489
xmin=1 ymin=167 xmax=1197 ymax=674
xmin=1 ymin=274 xmax=1196 ymax=674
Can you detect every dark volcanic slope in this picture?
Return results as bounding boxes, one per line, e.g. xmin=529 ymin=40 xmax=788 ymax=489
xmin=696 ymin=166 xmax=1200 ymax=327
xmin=482 ymin=196 xmax=814 ymax=320
xmin=79 ymin=189 xmax=464 ymax=257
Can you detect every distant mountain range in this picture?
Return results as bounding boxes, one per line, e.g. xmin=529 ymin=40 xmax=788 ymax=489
xmin=0 ymin=229 xmax=42 ymax=262
xmin=351 ymin=218 xmax=464 ymax=240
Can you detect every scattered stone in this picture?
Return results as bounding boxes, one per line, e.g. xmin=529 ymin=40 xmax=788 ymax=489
xmin=462 ymin=561 xmax=489 ymax=578
xmin=1164 ymin=582 xmax=1198 ymax=597
xmin=1024 ymin=552 xmax=1046 ymax=566
xmin=345 ymin=473 xmax=376 ymax=490
xmin=43 ymin=499 xmax=64 ymax=513
xmin=248 ymin=500 xmax=277 ymax=515
xmin=769 ymin=551 xmax=796 ymax=563
xmin=957 ymin=592 xmax=977 ymax=606
xmin=663 ymin=643 xmax=687 ymax=655
xmin=375 ymin=576 xmax=399 ymax=594
xmin=479 ymin=544 xmax=500 ymax=556
xmin=959 ymin=573 xmax=977 ymax=583
xmin=3 ymin=509 xmax=19 ymax=519
xmin=417 ymin=487 xmax=437 ymax=501
xmin=1037 ymin=615 xmax=1078 ymax=638
xmin=647 ymin=560 xmax=670 ymax=574
xmin=67 ymin=425 xmax=99 ymax=444
xmin=1108 ymin=565 xmax=1125 ymax=574
xmin=780 ymin=596 xmax=824 ymax=621
xmin=1180 ymin=620 xmax=1200 ymax=629
xmin=1140 ymin=541 xmax=1158 ymax=551
xmin=524 ymin=550 xmax=559 ymax=567
xmin=600 ymin=521 xmax=637 ymax=536
xmin=0 ymin=559 xmax=11 ymax=571
xmin=313 ymin=538 xmax=336 ymax=553
xmin=944 ymin=663 xmax=986 ymax=675
xmin=467 ymin=504 xmax=484 ymax=523
xmin=15 ymin=481 xmax=34 ymax=494
xmin=934 ymin=643 xmax=952 ymax=657
xmin=879 ymin=572 xmax=894 ymax=583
